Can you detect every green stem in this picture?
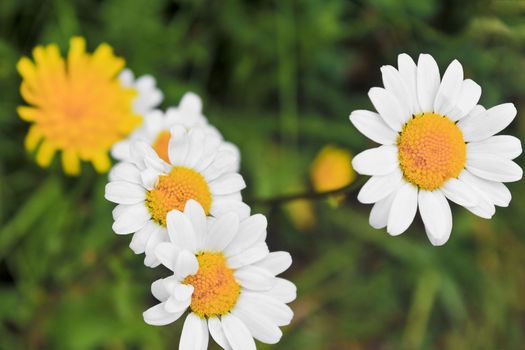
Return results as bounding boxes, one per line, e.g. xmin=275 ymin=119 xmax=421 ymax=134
xmin=249 ymin=176 xmax=366 ymax=206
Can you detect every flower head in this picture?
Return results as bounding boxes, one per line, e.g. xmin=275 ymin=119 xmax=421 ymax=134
xmin=143 ymin=200 xmax=296 ymax=350
xmin=111 ymin=92 xmax=240 ymax=170
xmin=17 ymin=36 xmax=141 ymax=175
xmin=310 ymin=145 xmax=356 ymax=192
xmin=350 ymin=53 xmax=523 ymax=245
xmin=105 ymin=126 xmax=248 ymax=266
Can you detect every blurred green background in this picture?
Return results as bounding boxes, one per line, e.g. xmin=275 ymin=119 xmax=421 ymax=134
xmin=1 ymin=0 xmax=525 ymax=349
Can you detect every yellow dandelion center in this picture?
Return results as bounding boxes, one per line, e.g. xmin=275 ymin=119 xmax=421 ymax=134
xmin=183 ymin=252 xmax=241 ymax=318
xmin=397 ymin=112 xmax=466 ymax=190
xmin=152 ymin=130 xmax=171 ymax=163
xmin=146 ymin=166 xmax=212 ymax=226
xmin=17 ymin=37 xmax=141 ymax=175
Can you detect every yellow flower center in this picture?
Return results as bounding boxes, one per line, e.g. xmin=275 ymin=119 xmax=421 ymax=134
xmin=17 ymin=37 xmax=141 ymax=175
xmin=146 ymin=166 xmax=212 ymax=226
xmin=183 ymin=252 xmax=241 ymax=318
xmin=397 ymin=113 xmax=466 ymax=190
xmin=152 ymin=130 xmax=171 ymax=163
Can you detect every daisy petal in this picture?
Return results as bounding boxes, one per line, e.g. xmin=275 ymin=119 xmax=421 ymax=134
xmin=455 ymin=104 xmax=486 ymax=131
xmin=185 ymin=129 xmax=206 ymax=168
xmin=368 ymin=87 xmax=407 ymax=132
xmin=143 ymin=302 xmax=185 ymax=326
xmin=351 ymin=145 xmax=398 ymax=176
xmin=209 ymin=173 xmax=246 ymax=195
xmin=151 ymin=278 xmax=171 ymax=301
xmin=208 ymin=317 xmax=232 ymax=350
xmin=130 ymin=141 xmax=161 ymax=170
xmin=165 ymin=295 xmax=192 ymax=313
xmin=140 ymin=168 xmax=159 ymax=190
xmin=143 ymin=110 xmax=163 ymax=135
xmin=168 ymin=125 xmax=189 ymax=165
xmin=369 ymin=190 xmax=397 ymax=229
xmin=418 ymin=190 xmax=452 ymax=246
xmin=397 ymin=53 xmax=421 ymax=114
xmin=108 ymin=162 xmax=141 ymax=183
xmin=433 ymin=59 xmax=463 ymax=116
xmin=144 ymin=229 xmax=166 ymax=268
xmin=458 ymin=103 xmax=517 ymax=142
xmin=111 ymin=202 xmax=134 ymax=220
xmin=448 ymin=79 xmax=481 ymax=121
xmin=466 ymin=154 xmax=523 ymax=183
xmin=205 ymin=212 xmax=239 ymax=251
xmin=184 ymin=200 xmax=207 ymax=250
xmin=136 ymin=75 xmax=155 ymax=90
xmin=349 ymin=110 xmax=398 ymax=145
xmin=180 ymin=92 xmax=203 ymax=114
xmin=112 ymin=203 xmax=150 ymax=234
xmin=227 ymin=242 xmax=269 ymax=269
xmin=143 ymin=155 xmax=169 ymax=174
xmin=466 ymin=199 xmax=495 ymax=219
xmin=232 ymin=306 xmax=282 ymax=345
xmin=441 ymin=178 xmax=478 ymax=207
xmin=174 ymin=283 xmax=194 ymax=301
xmin=464 ymin=104 xmax=486 ymax=118
xmin=235 ymin=266 xmax=275 ymax=291
xmin=105 ymin=181 xmax=145 ymax=204
xmin=460 ymin=171 xmax=512 ymax=207
xmin=387 ymin=182 xmax=418 ymax=236
xmin=210 ymin=200 xmax=251 ymax=221
xmin=179 ymin=313 xmax=208 ymax=350
xmin=221 ymin=314 xmax=256 ymax=350
xmin=239 ymin=292 xmax=293 ymax=326
xmin=417 ymin=54 xmax=441 ymax=112
xmin=221 ymin=142 xmax=241 ymax=171
xmin=467 ymin=135 xmax=522 ymax=160
xmin=118 ymin=68 xmax=134 ymax=86
xmin=129 ymin=221 xmax=160 ymax=254
xmin=144 ymin=254 xmax=161 ymax=269
xmin=253 ymin=251 xmax=292 ymax=276
xmin=202 ymin=151 xmax=238 ymax=182
xmin=155 ymin=242 xmax=180 ymax=271
xmin=175 ymin=251 xmax=199 ymax=280
xmin=166 ymin=210 xmax=197 ymax=252
xmin=260 ymin=278 xmax=297 ymax=304
xmin=224 ymin=214 xmax=267 ymax=257
xmin=195 ymin=137 xmax=221 ymax=172
xmin=381 ymin=65 xmax=413 ymax=124
xmin=357 ymin=168 xmax=403 ymax=204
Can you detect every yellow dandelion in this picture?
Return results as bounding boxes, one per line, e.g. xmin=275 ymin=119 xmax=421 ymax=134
xmin=310 ymin=145 xmax=356 ymax=192
xmin=17 ymin=36 xmax=141 ymax=175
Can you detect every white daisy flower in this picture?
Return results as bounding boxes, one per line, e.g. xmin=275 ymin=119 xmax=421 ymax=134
xmin=105 ymin=126 xmax=249 ymax=267
xmin=350 ymin=53 xmax=523 ymax=246
xmin=143 ymin=200 xmax=296 ymax=350
xmin=119 ymin=68 xmax=163 ymax=116
xmin=111 ymin=92 xmax=241 ymax=170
